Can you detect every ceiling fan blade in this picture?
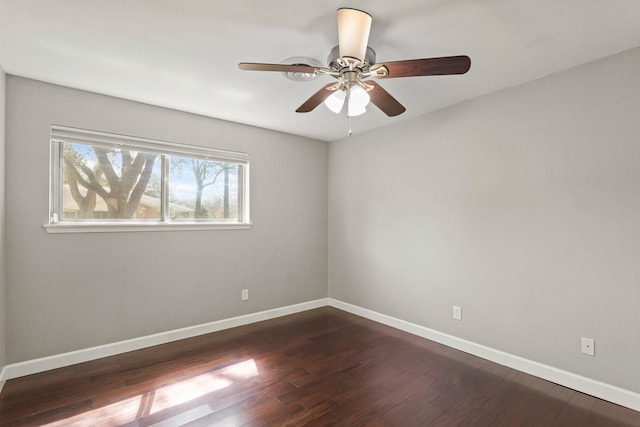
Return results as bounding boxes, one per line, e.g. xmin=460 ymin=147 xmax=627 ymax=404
xmin=337 ymin=8 xmax=372 ymax=62
xmin=367 ymin=81 xmax=406 ymax=117
xmin=296 ymin=83 xmax=340 ymax=113
xmin=375 ymin=55 xmax=471 ymax=79
xmin=238 ymin=62 xmax=321 ymax=74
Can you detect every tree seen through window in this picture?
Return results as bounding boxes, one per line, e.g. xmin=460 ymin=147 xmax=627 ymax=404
xmin=62 ymin=143 xmax=241 ymax=221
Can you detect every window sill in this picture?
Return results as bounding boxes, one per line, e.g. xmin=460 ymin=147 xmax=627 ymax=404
xmin=43 ymin=222 xmax=253 ymax=234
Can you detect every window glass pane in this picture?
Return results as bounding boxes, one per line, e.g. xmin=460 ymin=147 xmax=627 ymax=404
xmin=62 ymin=142 xmax=162 ymax=220
xmin=169 ymin=156 xmax=240 ymax=221
xmin=51 ymin=126 xmax=250 ymax=229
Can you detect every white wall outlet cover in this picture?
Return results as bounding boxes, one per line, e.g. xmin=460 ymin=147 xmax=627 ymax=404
xmin=453 ymin=306 xmax=462 ymax=320
xmin=581 ymin=337 xmax=595 ymax=356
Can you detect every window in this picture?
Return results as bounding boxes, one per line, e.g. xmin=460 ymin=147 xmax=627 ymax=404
xmin=45 ymin=126 xmax=251 ymax=233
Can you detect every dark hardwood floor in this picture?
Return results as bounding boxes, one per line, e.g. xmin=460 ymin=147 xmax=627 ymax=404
xmin=1 ymin=307 xmax=639 ymax=426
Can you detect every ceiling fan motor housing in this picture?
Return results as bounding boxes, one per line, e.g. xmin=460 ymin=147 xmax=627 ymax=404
xmin=327 ymin=45 xmax=376 ymax=72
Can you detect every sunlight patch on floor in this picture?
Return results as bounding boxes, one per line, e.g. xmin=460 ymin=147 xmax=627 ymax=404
xmin=149 ymin=359 xmax=259 ymax=414
xmin=41 ymin=395 xmax=143 ymax=426
xmin=148 ymin=404 xmax=214 ymax=427
xmin=40 ymin=359 xmax=259 ymax=426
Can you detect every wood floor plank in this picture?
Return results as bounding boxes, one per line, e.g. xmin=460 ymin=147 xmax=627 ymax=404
xmin=1 ymin=307 xmax=639 ymax=426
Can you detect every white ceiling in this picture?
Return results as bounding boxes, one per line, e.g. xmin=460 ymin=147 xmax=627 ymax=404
xmin=1 ymin=1 xmax=640 ymax=142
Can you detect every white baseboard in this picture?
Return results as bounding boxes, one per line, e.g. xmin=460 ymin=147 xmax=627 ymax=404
xmin=0 ymin=366 xmax=6 ymax=394
xmin=327 ymin=298 xmax=640 ymax=412
xmin=2 ymin=297 xmax=639 ymax=413
xmin=1 ymin=298 xmax=328 ymax=382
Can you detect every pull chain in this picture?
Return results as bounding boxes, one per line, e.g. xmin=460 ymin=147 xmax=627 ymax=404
xmin=346 ymin=88 xmax=353 ymax=136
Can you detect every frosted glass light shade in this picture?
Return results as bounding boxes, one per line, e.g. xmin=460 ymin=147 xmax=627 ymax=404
xmin=347 ymin=85 xmax=370 ymax=117
xmin=324 ymin=90 xmax=346 ymax=113
xmin=337 ymin=8 xmax=372 ymax=62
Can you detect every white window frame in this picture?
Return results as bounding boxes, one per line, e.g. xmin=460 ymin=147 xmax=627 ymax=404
xmin=44 ymin=125 xmax=252 ymax=233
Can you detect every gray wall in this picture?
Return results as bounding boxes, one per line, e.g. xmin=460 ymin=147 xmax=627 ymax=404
xmin=0 ymin=65 xmax=6 ymax=371
xmin=328 ymin=47 xmax=640 ymax=392
xmin=5 ymin=76 xmax=328 ymax=363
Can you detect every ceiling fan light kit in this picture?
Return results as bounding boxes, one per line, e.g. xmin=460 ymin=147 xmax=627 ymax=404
xmin=346 ymin=85 xmax=370 ymax=116
xmin=238 ymin=7 xmax=471 ymax=122
xmin=323 ymin=84 xmax=370 ymax=117
xmin=324 ymin=89 xmax=346 ymax=114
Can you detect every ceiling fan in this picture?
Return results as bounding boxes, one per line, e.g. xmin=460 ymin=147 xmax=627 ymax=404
xmin=238 ymin=8 xmax=471 ymax=118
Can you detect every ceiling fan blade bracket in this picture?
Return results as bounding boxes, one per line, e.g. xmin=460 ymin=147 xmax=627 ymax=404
xmin=367 ymin=64 xmax=389 ymax=78
xmin=360 ymin=80 xmax=374 ymax=91
xmin=316 ymin=69 xmax=342 ymax=79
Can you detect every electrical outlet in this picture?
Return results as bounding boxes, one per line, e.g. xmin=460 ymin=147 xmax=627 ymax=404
xmin=453 ymin=306 xmax=462 ymax=321
xmin=581 ymin=337 xmax=595 ymax=356
xmin=241 ymin=289 xmax=249 ymax=301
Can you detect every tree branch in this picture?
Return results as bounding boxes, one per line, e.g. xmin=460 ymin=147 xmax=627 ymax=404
xmin=94 ymin=147 xmax=119 ymax=192
xmin=121 ymin=150 xmax=148 ymax=194
xmin=64 ymin=157 xmax=109 ymax=200
xmin=201 ymin=169 xmax=224 ymax=188
xmin=125 ymin=153 xmax=158 ymax=217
